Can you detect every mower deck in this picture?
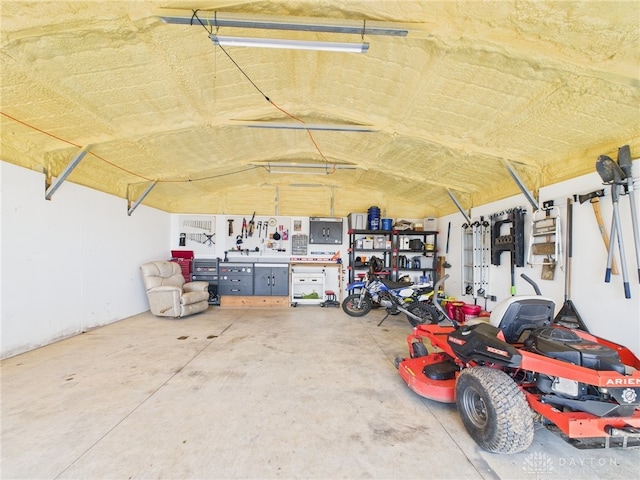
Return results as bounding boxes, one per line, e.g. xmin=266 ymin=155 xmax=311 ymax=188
xmin=397 ymin=352 xmax=456 ymax=403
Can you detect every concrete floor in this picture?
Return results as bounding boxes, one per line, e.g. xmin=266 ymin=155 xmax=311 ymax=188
xmin=1 ymin=306 xmax=638 ymax=480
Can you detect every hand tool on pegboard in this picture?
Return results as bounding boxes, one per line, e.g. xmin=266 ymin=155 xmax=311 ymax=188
xmin=227 ymin=219 xmax=234 ymax=236
xmin=618 ymin=144 xmax=640 ymax=283
xmin=436 ymin=222 xmax=452 ymax=289
xmin=443 ymin=221 xmax=452 ymax=268
xmin=596 ymin=154 xmax=631 ymax=298
xmin=248 ymin=212 xmax=256 ymax=237
xmin=578 ymin=189 xmax=618 ymax=275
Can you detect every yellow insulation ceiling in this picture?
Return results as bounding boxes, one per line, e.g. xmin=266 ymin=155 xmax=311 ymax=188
xmin=1 ymin=1 xmax=639 ymax=218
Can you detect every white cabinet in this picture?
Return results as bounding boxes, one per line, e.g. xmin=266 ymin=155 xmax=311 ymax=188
xmin=289 ymin=262 xmax=343 ymax=307
xmin=291 ymin=272 xmax=324 ymax=306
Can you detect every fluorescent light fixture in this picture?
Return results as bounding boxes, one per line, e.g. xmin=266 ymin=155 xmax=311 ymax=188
xmin=209 ymin=34 xmax=368 ymax=53
xmin=252 ymin=162 xmax=357 ymax=174
xmin=269 ymin=168 xmax=329 ymax=175
xmin=236 ymin=121 xmax=375 ymax=132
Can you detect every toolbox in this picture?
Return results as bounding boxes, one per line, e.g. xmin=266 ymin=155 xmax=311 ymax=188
xmin=170 ymin=250 xmax=194 ymax=283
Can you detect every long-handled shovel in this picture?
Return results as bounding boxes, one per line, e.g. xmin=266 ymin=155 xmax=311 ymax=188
xmin=618 ymin=145 xmax=640 ymax=283
xmin=596 ymin=155 xmax=631 ymax=298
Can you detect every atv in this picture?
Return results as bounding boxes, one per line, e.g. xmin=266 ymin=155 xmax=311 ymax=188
xmin=395 ymin=274 xmax=640 ymax=453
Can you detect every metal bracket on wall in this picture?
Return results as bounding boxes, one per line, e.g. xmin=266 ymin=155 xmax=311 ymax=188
xmin=502 ymin=160 xmax=539 ymax=211
xmin=44 ymin=145 xmax=92 ymax=200
xmin=127 ymin=181 xmax=158 ymax=216
xmin=447 ymin=189 xmax=471 ymax=224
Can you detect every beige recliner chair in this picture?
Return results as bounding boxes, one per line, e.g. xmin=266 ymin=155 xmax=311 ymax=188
xmin=141 ymin=261 xmax=210 ymax=318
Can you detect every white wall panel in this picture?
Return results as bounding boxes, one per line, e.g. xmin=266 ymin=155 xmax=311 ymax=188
xmin=1 ymin=161 xmax=170 ymax=358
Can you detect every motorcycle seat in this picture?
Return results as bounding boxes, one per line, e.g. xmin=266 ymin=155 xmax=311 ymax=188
xmin=380 ymin=278 xmax=414 ymax=289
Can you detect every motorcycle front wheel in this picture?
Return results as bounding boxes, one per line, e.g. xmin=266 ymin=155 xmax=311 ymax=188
xmin=342 ymin=294 xmax=373 ymax=317
xmin=405 ymin=301 xmax=441 ymax=327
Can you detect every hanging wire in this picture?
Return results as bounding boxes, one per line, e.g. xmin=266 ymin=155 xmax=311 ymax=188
xmin=190 ymin=9 xmax=199 ymax=27
xmin=192 ymin=10 xmax=337 ymax=171
xmin=1 ymin=9 xmax=344 ymax=183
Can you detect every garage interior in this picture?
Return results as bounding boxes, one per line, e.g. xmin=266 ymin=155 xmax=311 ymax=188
xmin=1 ymin=1 xmax=639 ymax=479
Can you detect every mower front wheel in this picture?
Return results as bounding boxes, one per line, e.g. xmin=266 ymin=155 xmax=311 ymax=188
xmin=455 ymin=367 xmax=533 ymax=454
xmin=410 ymin=341 xmax=428 ymax=358
xmin=342 ymin=294 xmax=373 ymax=317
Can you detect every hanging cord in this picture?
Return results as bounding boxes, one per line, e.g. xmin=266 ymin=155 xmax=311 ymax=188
xmin=191 ymin=10 xmax=336 ymax=172
xmin=0 ymin=111 xmax=258 ymax=183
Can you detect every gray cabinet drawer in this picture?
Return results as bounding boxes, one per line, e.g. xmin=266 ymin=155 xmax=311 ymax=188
xmin=219 ymin=282 xmax=253 ymax=295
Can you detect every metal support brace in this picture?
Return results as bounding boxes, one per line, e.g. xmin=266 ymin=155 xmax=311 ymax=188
xmin=447 ymin=189 xmax=471 ymax=224
xmin=45 ymin=145 xmax=92 ymax=200
xmin=330 ymin=187 xmax=335 ymax=216
xmin=127 ymin=181 xmax=158 ymax=216
xmin=503 ymin=160 xmax=539 ymax=211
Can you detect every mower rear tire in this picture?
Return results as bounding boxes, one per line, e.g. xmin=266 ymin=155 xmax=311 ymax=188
xmin=342 ymin=294 xmax=373 ymax=317
xmin=456 ymin=367 xmax=533 ymax=454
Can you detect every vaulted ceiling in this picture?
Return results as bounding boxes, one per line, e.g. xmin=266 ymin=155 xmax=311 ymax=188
xmin=1 ymin=1 xmax=638 ymax=218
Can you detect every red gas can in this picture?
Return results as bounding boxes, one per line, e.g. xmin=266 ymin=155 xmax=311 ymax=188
xmin=462 ymin=304 xmax=482 ymax=322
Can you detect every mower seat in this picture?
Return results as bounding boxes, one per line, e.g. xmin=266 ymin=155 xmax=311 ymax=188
xmin=489 ymin=296 xmax=555 ymax=343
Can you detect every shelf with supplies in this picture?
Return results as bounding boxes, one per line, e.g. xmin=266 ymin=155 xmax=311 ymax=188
xmin=346 ymin=229 xmax=394 ymax=284
xmin=347 ymin=229 xmax=438 ymax=283
xmin=393 ymin=230 xmax=438 ymax=283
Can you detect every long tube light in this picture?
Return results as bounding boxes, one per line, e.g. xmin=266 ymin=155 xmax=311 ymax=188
xmin=237 ymin=121 xmax=375 ymax=132
xmin=209 ymin=34 xmax=368 ymax=53
xmin=252 ymin=162 xmax=357 ymax=174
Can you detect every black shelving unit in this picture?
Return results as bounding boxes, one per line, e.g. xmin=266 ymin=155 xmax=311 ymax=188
xmin=346 ymin=229 xmax=394 ymax=284
xmin=392 ymin=230 xmax=438 ymax=283
xmin=347 ymin=229 xmax=438 ymax=284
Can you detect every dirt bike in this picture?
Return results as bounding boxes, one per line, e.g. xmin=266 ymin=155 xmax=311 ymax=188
xmin=341 ymin=259 xmax=441 ymax=327
xmin=396 ymin=274 xmax=640 ymax=453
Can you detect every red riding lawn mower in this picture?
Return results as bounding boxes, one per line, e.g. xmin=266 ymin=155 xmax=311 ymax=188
xmin=395 ymin=274 xmax=640 ymax=453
